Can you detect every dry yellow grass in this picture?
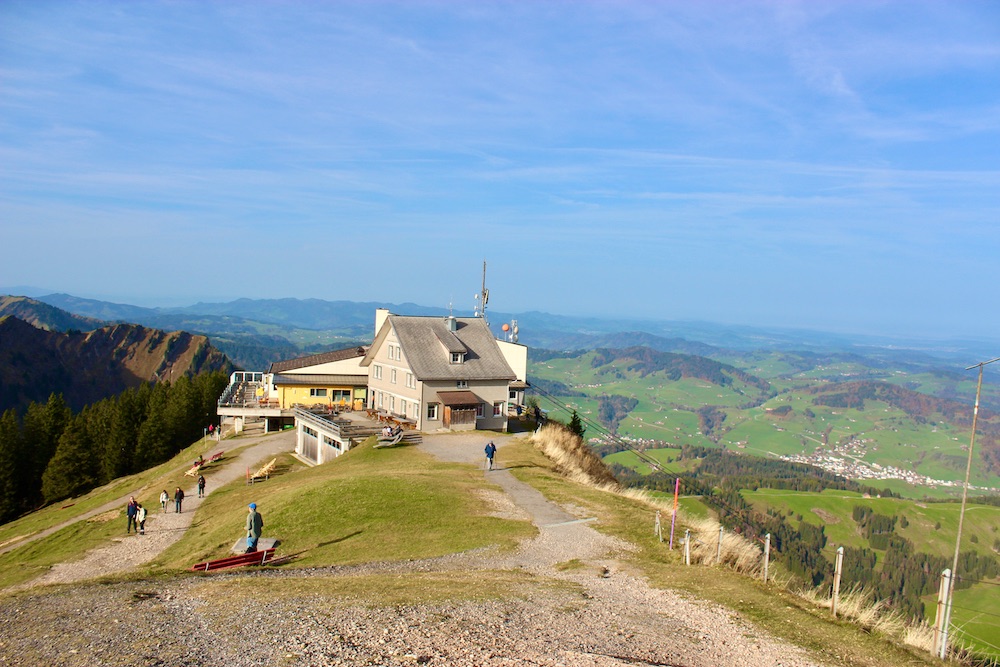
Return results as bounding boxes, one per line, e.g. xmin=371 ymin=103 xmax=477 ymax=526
xmin=531 ymin=424 xmax=947 ymax=660
xmin=531 ymin=425 xmax=762 ymax=576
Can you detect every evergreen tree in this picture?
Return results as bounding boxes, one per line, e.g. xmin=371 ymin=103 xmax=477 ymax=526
xmin=568 ymin=410 xmax=586 ymax=439
xmin=135 ymin=383 xmax=171 ymax=469
xmin=21 ymin=394 xmax=71 ymax=506
xmin=41 ymin=415 xmax=98 ymax=503
xmin=0 ymin=409 xmax=25 ymax=523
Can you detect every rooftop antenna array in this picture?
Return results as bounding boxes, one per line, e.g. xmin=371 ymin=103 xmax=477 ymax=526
xmin=473 ymin=260 xmax=489 ymax=324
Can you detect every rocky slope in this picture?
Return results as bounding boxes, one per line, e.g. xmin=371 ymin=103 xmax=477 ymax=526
xmin=0 ymin=315 xmax=230 ymax=412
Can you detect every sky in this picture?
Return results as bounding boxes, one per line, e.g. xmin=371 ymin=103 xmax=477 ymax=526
xmin=2 ymin=1 xmax=999 ymax=340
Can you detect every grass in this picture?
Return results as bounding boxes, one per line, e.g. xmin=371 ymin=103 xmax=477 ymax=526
xmin=926 ymin=580 xmax=1000 ymax=659
xmin=741 ymin=489 xmax=1000 ymax=561
xmin=144 ymin=437 xmax=536 ymax=572
xmin=531 ymin=353 xmax=1000 ymax=495
xmin=0 ymin=423 xmax=959 ymax=667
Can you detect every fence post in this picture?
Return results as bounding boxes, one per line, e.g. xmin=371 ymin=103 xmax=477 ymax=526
xmin=716 ymin=526 xmax=724 ymax=565
xmin=684 ymin=529 xmax=691 ymax=566
xmin=832 ymin=546 xmax=844 ymax=618
xmin=655 ymin=510 xmax=663 ymax=543
xmin=935 ymin=568 xmax=952 ymax=659
xmin=762 ymin=533 xmax=771 ymax=583
xmin=669 ymin=478 xmax=680 ymax=549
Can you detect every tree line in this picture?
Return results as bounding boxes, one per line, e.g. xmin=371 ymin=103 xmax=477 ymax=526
xmin=0 ymin=371 xmax=229 ymax=525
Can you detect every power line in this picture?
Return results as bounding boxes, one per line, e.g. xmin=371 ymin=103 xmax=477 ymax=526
xmin=946 ymin=624 xmax=1000 ymax=655
xmin=947 ymin=603 xmax=1000 ymax=622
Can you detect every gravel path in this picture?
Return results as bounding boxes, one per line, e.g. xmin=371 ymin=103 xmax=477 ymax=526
xmin=0 ymin=430 xmax=829 ymax=666
xmin=14 ymin=430 xmax=296 ymax=590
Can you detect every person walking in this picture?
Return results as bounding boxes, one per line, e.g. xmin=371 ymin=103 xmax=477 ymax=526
xmin=136 ymin=503 xmax=147 ymax=535
xmin=484 ymin=441 xmax=497 ymax=470
xmin=159 ymin=489 xmax=169 ymax=513
xmin=125 ymin=496 xmax=139 ymax=534
xmin=174 ymin=486 xmax=184 ymax=513
xmin=197 ymin=474 xmax=206 ymax=498
xmin=245 ymin=503 xmax=263 ymax=553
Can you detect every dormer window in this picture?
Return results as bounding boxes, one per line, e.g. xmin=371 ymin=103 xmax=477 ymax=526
xmin=450 ymin=352 xmax=465 ymax=364
xmin=456 ymin=380 xmax=468 ymax=389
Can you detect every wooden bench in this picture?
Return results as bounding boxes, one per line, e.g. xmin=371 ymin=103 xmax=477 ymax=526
xmin=190 ymin=548 xmax=276 ymax=572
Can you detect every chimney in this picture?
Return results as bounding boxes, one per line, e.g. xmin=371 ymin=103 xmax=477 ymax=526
xmin=375 ymin=308 xmax=390 ymax=336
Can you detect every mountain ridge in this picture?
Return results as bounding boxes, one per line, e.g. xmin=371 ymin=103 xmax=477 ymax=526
xmin=0 ymin=313 xmax=230 ymax=413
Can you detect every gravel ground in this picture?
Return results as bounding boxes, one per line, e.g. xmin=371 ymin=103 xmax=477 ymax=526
xmin=0 ymin=431 xmax=829 ymax=667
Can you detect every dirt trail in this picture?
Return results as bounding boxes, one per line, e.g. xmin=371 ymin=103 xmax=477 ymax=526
xmin=10 ymin=430 xmax=295 ymax=589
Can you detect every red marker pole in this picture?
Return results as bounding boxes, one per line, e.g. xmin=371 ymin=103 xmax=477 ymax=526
xmin=668 ymin=477 xmax=680 ymax=549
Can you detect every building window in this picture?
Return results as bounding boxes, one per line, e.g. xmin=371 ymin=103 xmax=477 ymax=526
xmin=378 ymin=392 xmax=384 ymax=408
xmin=509 ymin=390 xmax=517 ymax=400
xmin=475 ymin=403 xmax=484 ymax=418
xmin=400 ymin=399 xmax=407 ymax=416
xmin=373 ymin=365 xmax=382 ymax=380
xmin=310 ymin=388 xmax=327 ymax=397
xmin=387 ymin=344 xmax=394 ymax=359
xmin=390 ymin=395 xmax=395 ymax=412
xmin=427 ymin=403 xmax=439 ymax=420
xmin=450 ymin=352 xmax=465 ymax=364
xmin=456 ymin=380 xmax=468 ymax=389
xmin=406 ymin=373 xmax=415 ymax=389
xmin=493 ymin=401 xmax=504 ymax=417
xmin=390 ymin=368 xmax=397 ymax=384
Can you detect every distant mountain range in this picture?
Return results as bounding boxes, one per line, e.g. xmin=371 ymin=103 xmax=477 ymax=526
xmin=4 ymin=291 xmax=998 ymax=378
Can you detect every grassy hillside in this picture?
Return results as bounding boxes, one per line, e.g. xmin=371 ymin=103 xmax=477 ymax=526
xmin=532 ymin=348 xmax=1000 ymax=495
xmin=0 ymin=429 xmax=951 ymax=666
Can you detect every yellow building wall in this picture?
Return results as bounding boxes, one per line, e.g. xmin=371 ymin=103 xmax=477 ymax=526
xmin=277 ymin=384 xmax=357 ymax=409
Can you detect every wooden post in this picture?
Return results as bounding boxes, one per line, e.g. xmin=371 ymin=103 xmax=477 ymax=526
xmin=684 ymin=529 xmax=691 ymax=566
xmin=716 ymin=526 xmax=724 ymax=565
xmin=762 ymin=533 xmax=771 ymax=583
xmin=935 ymin=568 xmax=952 ymax=658
xmin=832 ymin=546 xmax=844 ymax=617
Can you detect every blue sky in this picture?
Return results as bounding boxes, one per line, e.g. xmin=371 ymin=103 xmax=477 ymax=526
xmin=2 ymin=1 xmax=999 ymax=340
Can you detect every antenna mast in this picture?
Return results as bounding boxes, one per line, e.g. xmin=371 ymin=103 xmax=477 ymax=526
xmin=474 ymin=260 xmax=489 ymax=324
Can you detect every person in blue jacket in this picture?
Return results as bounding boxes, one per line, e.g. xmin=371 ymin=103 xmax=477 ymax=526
xmin=246 ymin=503 xmax=264 ymax=553
xmin=484 ymin=441 xmax=497 ymax=470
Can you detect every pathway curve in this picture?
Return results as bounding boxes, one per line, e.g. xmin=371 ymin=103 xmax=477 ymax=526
xmin=12 ymin=430 xmax=296 ymax=589
xmin=413 ymin=431 xmax=828 ymax=667
xmin=0 ymin=430 xmax=833 ymax=666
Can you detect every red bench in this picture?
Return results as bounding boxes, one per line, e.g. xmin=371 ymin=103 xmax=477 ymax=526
xmin=190 ymin=548 xmax=275 ymax=572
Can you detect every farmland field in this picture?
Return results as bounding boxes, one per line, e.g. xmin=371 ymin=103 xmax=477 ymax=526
xmin=530 ymin=348 xmax=1000 ymax=496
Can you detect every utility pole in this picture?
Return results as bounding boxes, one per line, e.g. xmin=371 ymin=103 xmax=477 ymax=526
xmin=939 ymin=356 xmax=1000 ymax=658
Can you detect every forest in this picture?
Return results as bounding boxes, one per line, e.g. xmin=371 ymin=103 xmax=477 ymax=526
xmin=0 ymin=371 xmax=229 ymax=525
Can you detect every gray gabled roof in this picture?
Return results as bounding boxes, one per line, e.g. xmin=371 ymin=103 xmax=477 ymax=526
xmin=365 ymin=315 xmax=516 ymax=382
xmin=268 ymin=346 xmax=367 ymax=374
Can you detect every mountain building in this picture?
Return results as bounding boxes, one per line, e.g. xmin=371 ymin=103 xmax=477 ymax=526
xmin=361 ymin=309 xmax=518 ymax=432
